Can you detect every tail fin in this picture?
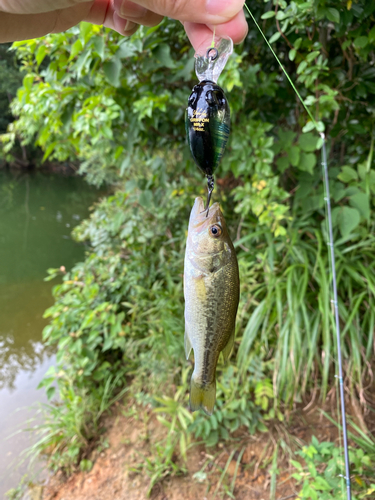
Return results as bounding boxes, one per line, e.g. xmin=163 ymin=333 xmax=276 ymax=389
xmin=190 ymin=378 xmax=216 ymax=416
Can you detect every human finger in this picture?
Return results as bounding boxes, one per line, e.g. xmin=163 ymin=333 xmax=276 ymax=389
xmin=86 ymin=1 xmax=145 ymax=35
xmin=115 ymin=0 xmax=245 ymax=25
xmin=0 ymin=3 xmax=93 ymax=42
xmin=0 ymin=0 xmax=93 ymax=15
xmin=112 ymin=11 xmax=140 ymax=35
xmin=207 ymin=10 xmax=248 ymax=44
xmin=112 ymin=0 xmax=163 ymax=27
xmin=184 ymin=11 xmax=248 ymax=52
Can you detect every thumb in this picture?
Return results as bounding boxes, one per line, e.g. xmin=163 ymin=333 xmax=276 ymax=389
xmin=0 ymin=0 xmax=94 ymax=14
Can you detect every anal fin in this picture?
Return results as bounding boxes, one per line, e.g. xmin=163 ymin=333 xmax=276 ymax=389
xmin=221 ymin=329 xmax=235 ymax=364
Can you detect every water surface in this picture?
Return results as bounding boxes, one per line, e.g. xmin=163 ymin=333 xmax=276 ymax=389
xmin=0 ymin=169 xmax=101 ymax=497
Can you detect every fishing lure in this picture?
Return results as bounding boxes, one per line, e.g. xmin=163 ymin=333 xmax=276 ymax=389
xmin=185 ymin=37 xmax=233 ymax=212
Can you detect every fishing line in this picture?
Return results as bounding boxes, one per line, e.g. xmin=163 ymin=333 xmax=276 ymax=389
xmin=243 ymin=3 xmax=351 ymax=499
xmin=211 ymin=26 xmax=216 ymax=48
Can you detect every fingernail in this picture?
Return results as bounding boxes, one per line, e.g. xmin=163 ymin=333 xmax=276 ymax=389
xmin=120 ymin=0 xmax=147 ymax=19
xmin=124 ymin=20 xmax=137 ymax=32
xmin=206 ymin=0 xmax=244 ymax=17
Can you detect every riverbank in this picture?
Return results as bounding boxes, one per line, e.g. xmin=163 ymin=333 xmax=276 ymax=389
xmin=36 ymin=399 xmax=342 ymax=500
xmin=0 ymin=160 xmax=78 ymax=176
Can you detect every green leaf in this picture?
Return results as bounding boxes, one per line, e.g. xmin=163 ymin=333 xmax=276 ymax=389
xmin=80 ymin=459 xmax=93 ymax=472
xmin=275 ymin=11 xmax=287 ymax=20
xmin=337 ymin=206 xmax=361 ymax=236
xmin=205 ymin=431 xmax=218 ymax=447
xmin=349 ymin=192 xmax=370 ymax=219
xmin=306 ymin=50 xmax=320 ymax=63
xmin=61 ymin=103 xmax=75 ymax=127
xmin=36 ymin=45 xmax=47 ymax=66
xmin=316 ymin=121 xmax=325 ymax=133
xmin=22 ymin=74 xmax=34 ymax=91
xmin=103 ymin=59 xmax=121 ymax=87
xmin=153 ymin=44 xmax=175 ymax=68
xmin=269 ymin=32 xmax=281 ymax=44
xmin=102 ymin=336 xmax=113 ymax=351
xmin=261 ymin=11 xmax=275 ymax=19
xmin=120 ymin=156 xmax=131 ymax=175
xmin=288 ymin=146 xmax=300 ymax=166
xmin=42 ymin=141 xmax=58 ymax=162
xmin=326 ymin=8 xmax=340 ymax=23
xmin=80 ymin=22 xmax=93 ymax=43
xmin=298 ymin=152 xmax=316 ymax=174
xmin=294 ymin=38 xmax=302 ymax=50
xmin=277 ymin=156 xmax=289 ymax=172
xmin=369 ymin=26 xmax=375 ymax=43
xmin=289 ymin=48 xmax=296 ymax=61
xmin=117 ymin=41 xmax=139 ymax=59
xmin=257 ymin=421 xmax=268 ymax=432
xmin=47 ymin=386 xmax=56 ymax=400
xmin=74 ymin=47 xmax=92 ymax=75
xmin=139 ymin=190 xmax=153 ymax=208
xmin=314 ymin=476 xmax=332 ymax=491
xmin=297 ymin=60 xmax=307 ymax=74
xmin=101 ymin=125 xmax=113 ymax=140
xmin=92 ymin=36 xmax=105 ymax=60
xmin=70 ymin=39 xmax=83 ymax=60
xmin=354 ymin=36 xmax=368 ymax=49
xmin=302 ymin=121 xmax=315 ymax=133
xmin=299 ymin=132 xmax=319 ymax=152
xmin=337 ymin=166 xmax=358 ymax=183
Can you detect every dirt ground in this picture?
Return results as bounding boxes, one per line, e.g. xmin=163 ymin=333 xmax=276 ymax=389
xmin=38 ymin=399 xmax=343 ymax=500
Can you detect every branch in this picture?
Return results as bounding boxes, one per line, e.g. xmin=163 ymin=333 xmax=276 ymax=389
xmin=275 ymin=2 xmax=294 ymax=50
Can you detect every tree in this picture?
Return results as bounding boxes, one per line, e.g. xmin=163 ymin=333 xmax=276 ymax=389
xmin=0 ymin=43 xmax=23 ymax=133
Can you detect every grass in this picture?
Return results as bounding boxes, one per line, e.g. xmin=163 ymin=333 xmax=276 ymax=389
xmin=236 ymin=223 xmax=375 ymax=407
xmin=23 ymin=373 xmax=128 ymax=474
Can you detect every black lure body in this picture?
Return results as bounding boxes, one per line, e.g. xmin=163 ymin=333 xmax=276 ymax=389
xmin=185 ymin=80 xmax=230 ymax=177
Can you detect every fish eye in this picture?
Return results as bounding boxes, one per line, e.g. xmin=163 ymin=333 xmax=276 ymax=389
xmin=209 ymin=225 xmax=222 ymax=238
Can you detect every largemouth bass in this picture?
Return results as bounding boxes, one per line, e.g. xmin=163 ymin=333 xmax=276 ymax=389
xmin=184 ymin=197 xmax=240 ymax=415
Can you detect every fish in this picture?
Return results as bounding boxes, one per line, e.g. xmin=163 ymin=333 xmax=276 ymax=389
xmin=184 ymin=197 xmax=240 ymax=415
xmin=185 ymin=80 xmax=230 ymax=178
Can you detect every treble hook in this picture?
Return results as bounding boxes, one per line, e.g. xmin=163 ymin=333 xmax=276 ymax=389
xmin=205 ymin=175 xmax=215 ymax=217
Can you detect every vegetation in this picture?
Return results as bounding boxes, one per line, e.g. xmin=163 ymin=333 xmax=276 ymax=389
xmin=0 ymin=43 xmax=23 ymax=133
xmin=2 ymin=0 xmax=375 ymax=496
xmin=292 ymin=437 xmax=375 ymax=499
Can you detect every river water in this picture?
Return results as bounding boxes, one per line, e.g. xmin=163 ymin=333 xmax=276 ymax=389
xmin=0 ymin=169 xmax=100 ymax=498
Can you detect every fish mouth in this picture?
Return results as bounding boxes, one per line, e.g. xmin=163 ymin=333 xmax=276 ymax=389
xmin=189 ymin=197 xmax=222 ymax=230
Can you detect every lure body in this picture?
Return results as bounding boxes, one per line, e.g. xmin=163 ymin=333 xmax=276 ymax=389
xmin=185 ymin=80 xmax=230 ymax=177
xmin=184 ymin=197 xmax=239 ymax=415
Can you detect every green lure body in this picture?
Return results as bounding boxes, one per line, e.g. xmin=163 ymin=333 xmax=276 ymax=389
xmin=185 ymin=80 xmax=230 ymax=177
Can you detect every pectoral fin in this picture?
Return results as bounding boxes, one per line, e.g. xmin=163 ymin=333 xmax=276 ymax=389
xmin=184 ymin=330 xmax=193 ymax=360
xmin=221 ymin=329 xmax=235 ymax=364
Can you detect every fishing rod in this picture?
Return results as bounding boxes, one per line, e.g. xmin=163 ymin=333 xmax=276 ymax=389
xmin=244 ymin=4 xmax=352 ymax=499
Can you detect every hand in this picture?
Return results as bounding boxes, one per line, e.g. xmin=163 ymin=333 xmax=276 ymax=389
xmin=0 ymin=0 xmax=248 ymax=49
